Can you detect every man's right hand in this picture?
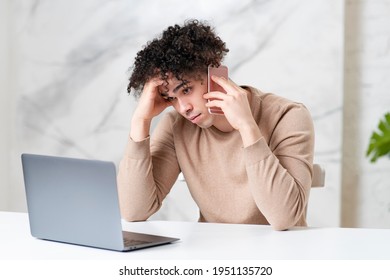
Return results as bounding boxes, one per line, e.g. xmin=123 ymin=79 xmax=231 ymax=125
xmin=130 ymin=78 xmax=171 ymax=141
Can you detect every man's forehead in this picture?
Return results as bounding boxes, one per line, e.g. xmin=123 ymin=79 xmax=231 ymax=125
xmin=158 ymin=80 xmax=179 ymax=91
xmin=158 ymin=76 xmax=189 ymax=93
xmin=156 ymin=71 xmax=205 ymax=94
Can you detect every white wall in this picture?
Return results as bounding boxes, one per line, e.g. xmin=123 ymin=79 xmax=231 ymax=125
xmin=0 ymin=0 xmax=10 ymax=211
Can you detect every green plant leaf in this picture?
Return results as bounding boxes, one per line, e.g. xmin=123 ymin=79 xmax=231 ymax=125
xmin=366 ymin=112 xmax=390 ymax=163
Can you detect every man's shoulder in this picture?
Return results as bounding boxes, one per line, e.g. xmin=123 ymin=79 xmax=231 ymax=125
xmin=245 ymin=86 xmax=312 ymax=129
xmin=247 ymin=87 xmax=308 ymax=114
xmin=247 ymin=87 xmax=303 ymax=107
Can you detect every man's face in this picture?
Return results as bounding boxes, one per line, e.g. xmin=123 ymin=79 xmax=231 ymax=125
xmin=158 ymin=73 xmax=216 ymax=128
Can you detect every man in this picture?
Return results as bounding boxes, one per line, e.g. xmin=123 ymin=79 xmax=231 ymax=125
xmin=118 ymin=20 xmax=315 ymax=230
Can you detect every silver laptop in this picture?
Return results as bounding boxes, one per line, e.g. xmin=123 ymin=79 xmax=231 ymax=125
xmin=21 ymin=153 xmax=179 ymax=252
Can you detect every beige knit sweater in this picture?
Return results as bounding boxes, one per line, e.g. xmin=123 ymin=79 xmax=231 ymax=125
xmin=117 ymin=87 xmax=315 ymax=230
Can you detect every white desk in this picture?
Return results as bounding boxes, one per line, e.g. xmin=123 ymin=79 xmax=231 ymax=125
xmin=1 ymin=211 xmax=390 ymax=260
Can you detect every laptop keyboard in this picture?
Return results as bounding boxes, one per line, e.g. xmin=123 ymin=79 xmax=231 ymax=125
xmin=123 ymin=238 xmax=152 ymax=247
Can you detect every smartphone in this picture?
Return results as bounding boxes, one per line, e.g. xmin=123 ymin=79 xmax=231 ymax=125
xmin=207 ymin=65 xmax=228 ymax=115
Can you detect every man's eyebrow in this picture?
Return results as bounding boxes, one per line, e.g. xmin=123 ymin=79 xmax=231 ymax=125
xmin=173 ymin=81 xmax=188 ymax=93
xmin=159 ymin=81 xmax=189 ymax=96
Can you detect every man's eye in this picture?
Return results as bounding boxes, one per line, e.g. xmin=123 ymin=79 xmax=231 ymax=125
xmin=183 ymin=87 xmax=191 ymax=94
xmin=166 ymin=96 xmax=176 ymax=102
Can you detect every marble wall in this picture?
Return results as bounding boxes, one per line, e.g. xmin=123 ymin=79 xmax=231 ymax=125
xmin=2 ymin=0 xmax=344 ymax=226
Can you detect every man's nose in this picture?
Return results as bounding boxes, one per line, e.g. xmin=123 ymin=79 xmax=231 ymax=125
xmin=178 ymin=98 xmax=192 ymax=115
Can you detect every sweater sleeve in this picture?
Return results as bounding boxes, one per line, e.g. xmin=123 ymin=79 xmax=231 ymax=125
xmin=244 ymin=103 xmax=315 ymax=231
xmin=117 ymin=113 xmax=180 ymax=221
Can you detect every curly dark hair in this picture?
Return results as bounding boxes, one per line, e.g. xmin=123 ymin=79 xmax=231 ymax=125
xmin=127 ymin=20 xmax=229 ymax=97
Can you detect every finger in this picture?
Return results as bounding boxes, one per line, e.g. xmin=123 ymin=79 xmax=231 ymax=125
xmin=141 ymin=80 xmax=165 ymax=101
xmin=145 ymin=78 xmax=164 ymax=90
xmin=205 ymin=99 xmax=224 ymax=108
xmin=211 ymin=76 xmax=241 ymax=94
xmin=203 ymin=91 xmax=228 ymax=100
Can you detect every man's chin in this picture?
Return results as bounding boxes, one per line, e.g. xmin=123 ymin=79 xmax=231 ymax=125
xmin=195 ymin=116 xmax=214 ymax=129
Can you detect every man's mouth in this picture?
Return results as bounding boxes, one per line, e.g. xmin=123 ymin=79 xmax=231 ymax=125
xmin=189 ymin=114 xmax=201 ymax=122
